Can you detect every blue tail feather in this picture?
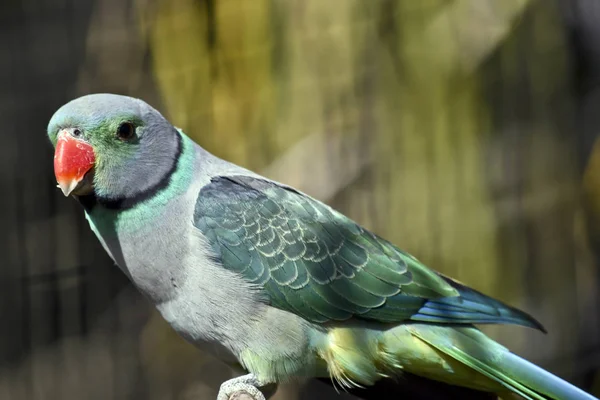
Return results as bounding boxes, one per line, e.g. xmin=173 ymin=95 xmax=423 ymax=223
xmin=410 ymin=275 xmax=547 ymax=332
xmin=408 ymin=325 xmax=598 ymax=400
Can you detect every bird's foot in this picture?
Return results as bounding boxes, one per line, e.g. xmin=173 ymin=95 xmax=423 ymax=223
xmin=216 ymin=373 xmax=267 ymax=400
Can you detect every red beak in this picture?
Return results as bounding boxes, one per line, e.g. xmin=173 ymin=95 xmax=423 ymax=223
xmin=54 ymin=131 xmax=95 ymax=196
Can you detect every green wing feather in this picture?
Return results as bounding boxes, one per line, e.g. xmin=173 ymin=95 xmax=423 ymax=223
xmin=194 ymin=175 xmax=543 ymax=330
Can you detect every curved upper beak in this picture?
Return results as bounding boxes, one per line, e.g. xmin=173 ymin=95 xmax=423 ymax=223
xmin=54 ymin=131 xmax=96 ymax=197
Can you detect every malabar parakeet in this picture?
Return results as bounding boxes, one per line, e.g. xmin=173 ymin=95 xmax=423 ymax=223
xmin=47 ymin=94 xmax=598 ymax=400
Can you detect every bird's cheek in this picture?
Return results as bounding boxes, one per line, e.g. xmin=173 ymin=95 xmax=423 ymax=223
xmin=54 ymin=131 xmax=96 ymax=197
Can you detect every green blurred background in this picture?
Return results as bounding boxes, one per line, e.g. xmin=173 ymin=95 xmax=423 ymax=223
xmin=1 ymin=0 xmax=600 ymax=398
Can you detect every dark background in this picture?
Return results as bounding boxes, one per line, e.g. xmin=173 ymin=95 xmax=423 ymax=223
xmin=1 ymin=0 xmax=600 ymax=399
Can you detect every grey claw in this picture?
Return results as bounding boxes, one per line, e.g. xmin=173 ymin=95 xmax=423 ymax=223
xmin=216 ymin=377 xmax=266 ymax=400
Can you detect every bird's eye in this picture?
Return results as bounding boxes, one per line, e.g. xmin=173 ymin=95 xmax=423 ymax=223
xmin=116 ymin=122 xmax=135 ymax=141
xmin=72 ymin=129 xmax=82 ymax=137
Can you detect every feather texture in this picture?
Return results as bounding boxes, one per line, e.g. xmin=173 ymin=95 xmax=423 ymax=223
xmin=194 ymin=175 xmax=544 ymax=331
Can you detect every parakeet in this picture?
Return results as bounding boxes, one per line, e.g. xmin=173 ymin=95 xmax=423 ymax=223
xmin=47 ymin=94 xmax=597 ymax=400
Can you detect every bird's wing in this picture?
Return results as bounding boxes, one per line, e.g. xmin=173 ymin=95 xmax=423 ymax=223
xmin=194 ymin=175 xmax=544 ymax=330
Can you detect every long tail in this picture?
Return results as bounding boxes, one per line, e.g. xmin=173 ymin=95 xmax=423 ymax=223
xmin=407 ymin=324 xmax=597 ymax=400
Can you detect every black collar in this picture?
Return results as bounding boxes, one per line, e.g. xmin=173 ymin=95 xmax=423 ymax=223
xmin=79 ymin=132 xmax=183 ymax=212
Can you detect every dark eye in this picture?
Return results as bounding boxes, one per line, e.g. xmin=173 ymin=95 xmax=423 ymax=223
xmin=116 ymin=122 xmax=135 ymax=140
xmin=72 ymin=129 xmax=82 ymax=137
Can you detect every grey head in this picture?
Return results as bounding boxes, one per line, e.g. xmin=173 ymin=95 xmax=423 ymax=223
xmin=47 ymin=93 xmax=181 ymax=208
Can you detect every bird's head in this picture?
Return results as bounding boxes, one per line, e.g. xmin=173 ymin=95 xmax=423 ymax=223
xmin=47 ymin=94 xmax=180 ymax=203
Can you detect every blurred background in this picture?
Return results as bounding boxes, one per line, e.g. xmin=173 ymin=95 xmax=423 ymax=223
xmin=1 ymin=0 xmax=600 ymax=399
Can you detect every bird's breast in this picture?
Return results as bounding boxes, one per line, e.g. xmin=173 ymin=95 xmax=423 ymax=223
xmin=85 ymin=205 xmax=189 ymax=304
